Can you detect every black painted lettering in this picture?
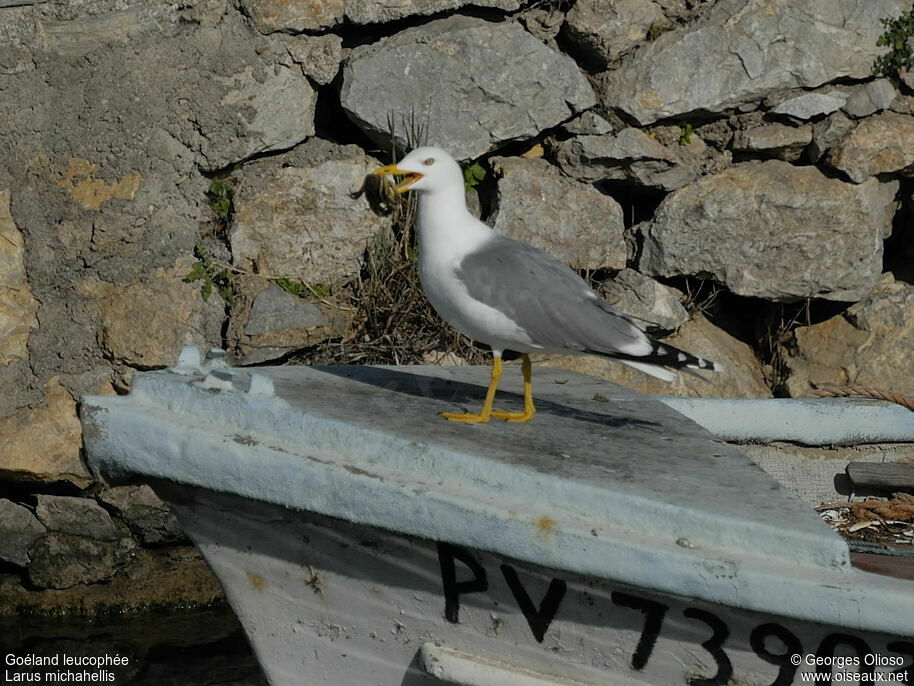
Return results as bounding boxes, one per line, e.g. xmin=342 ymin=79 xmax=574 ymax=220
xmin=749 ymin=622 xmax=802 ymax=686
xmin=814 ymin=633 xmax=875 ymax=684
xmin=437 ymin=543 xmax=488 ymax=623
xmin=500 ymin=564 xmax=567 ymax=643
xmin=683 ymin=608 xmax=732 ymax=686
xmin=611 ymin=591 xmax=668 ymax=671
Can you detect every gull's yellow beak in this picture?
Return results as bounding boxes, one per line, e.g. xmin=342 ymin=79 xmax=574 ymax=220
xmin=374 ymin=164 xmax=423 ymax=194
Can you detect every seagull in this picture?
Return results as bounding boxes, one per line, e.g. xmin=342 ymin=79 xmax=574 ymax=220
xmin=374 ymin=146 xmax=722 ymax=424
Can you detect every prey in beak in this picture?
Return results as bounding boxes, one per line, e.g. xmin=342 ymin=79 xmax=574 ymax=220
xmin=374 ymin=164 xmax=423 ymax=194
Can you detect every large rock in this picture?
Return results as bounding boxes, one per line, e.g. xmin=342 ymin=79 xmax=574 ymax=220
xmin=0 ymin=190 xmax=38 ymax=365
xmin=0 ymin=500 xmax=46 ymax=567
xmin=241 ymin=0 xmax=522 ymax=28
xmin=553 ymin=129 xmax=696 ymax=191
xmin=99 ymin=485 xmax=184 ymax=545
xmin=28 ymin=532 xmax=137 ymax=590
xmin=638 ymin=161 xmax=898 ymax=302
xmin=825 ymin=112 xmax=914 ymax=183
xmin=731 ymin=124 xmax=811 ymax=162
xmin=538 ymin=313 xmax=772 ymax=398
xmin=340 ymin=16 xmax=596 ymax=159
xmin=228 ymin=279 xmax=348 ymax=365
xmin=808 ymin=112 xmax=855 ymax=162
xmin=0 ymin=377 xmax=90 ymax=487
xmin=842 ymin=79 xmax=897 ymax=119
xmin=35 ymin=495 xmax=119 ymax=541
xmin=601 ymin=0 xmax=909 ymax=125
xmin=17 ymin=7 xmax=315 ymax=173
xmin=490 ymin=156 xmax=626 ymax=270
xmin=785 ymin=275 xmax=914 ymax=397
xmin=770 ymin=91 xmax=846 ymax=120
xmin=562 ymin=0 xmax=670 ymax=68
xmin=230 ymin=145 xmax=389 ymax=286
xmin=239 ymin=0 xmax=345 ymax=32
xmin=599 ymin=268 xmax=688 ymax=333
xmin=196 ymin=63 xmax=316 ymax=170
xmin=283 ymin=34 xmax=344 ymax=85
xmin=76 ymin=258 xmax=225 ymax=368
xmin=346 ymin=0 xmax=520 ymax=25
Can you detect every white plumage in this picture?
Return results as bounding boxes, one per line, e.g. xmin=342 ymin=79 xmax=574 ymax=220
xmin=374 ymin=146 xmax=722 ymax=423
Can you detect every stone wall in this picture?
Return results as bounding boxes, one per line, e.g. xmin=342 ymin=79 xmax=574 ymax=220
xmin=2 ymin=0 xmax=913 ymax=609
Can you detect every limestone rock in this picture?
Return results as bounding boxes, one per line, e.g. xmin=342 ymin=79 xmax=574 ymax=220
xmin=0 ymin=377 xmax=89 ymax=487
xmin=98 ymin=485 xmax=184 ymax=545
xmin=901 ymin=69 xmax=914 ymax=92
xmin=197 ymin=64 xmax=317 ymax=170
xmin=731 ymin=124 xmax=812 ymax=162
xmin=284 ymin=33 xmax=344 ymax=85
xmin=76 ymin=258 xmax=225 ymax=368
xmin=0 ymin=190 xmax=38 ymax=365
xmin=0 ymin=500 xmax=45 ymax=567
xmin=785 ymin=275 xmax=914 ymax=397
xmin=230 ymin=146 xmax=389 ymax=286
xmin=228 ymin=279 xmax=348 ymax=365
xmin=346 ymin=0 xmax=520 ymax=24
xmin=842 ymin=79 xmax=897 ymax=119
xmin=808 ymin=112 xmax=855 ymax=162
xmin=1 ymin=8 xmax=316 ymax=413
xmin=825 ymin=112 xmax=914 ymax=183
xmin=340 ymin=16 xmax=596 ymax=159
xmin=28 ymin=532 xmax=137 ymax=590
xmin=639 ymin=161 xmax=898 ymax=302
xmin=490 ymin=156 xmax=626 ymax=270
xmin=561 ymin=112 xmax=614 ymax=136
xmin=563 ymin=0 xmax=670 ymax=68
xmin=599 ymin=268 xmax=688 ymax=333
xmin=519 ymin=7 xmax=564 ymax=44
xmin=771 ymin=91 xmax=846 ymax=120
xmin=240 ymin=0 xmax=345 ymax=32
xmin=553 ymin=129 xmax=696 ymax=191
xmin=246 ymin=284 xmax=332 ymax=336
xmin=35 ymin=495 xmax=119 ymax=541
xmin=15 ymin=7 xmax=316 ymax=176
xmin=36 ymin=4 xmax=183 ymax=58
xmin=601 ymin=0 xmax=909 ymax=125
xmin=538 ymin=313 xmax=771 ymax=398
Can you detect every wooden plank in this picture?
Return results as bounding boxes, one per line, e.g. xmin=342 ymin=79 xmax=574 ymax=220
xmin=851 ymin=552 xmax=914 ymax=581
xmin=846 ymin=462 xmax=914 ymax=490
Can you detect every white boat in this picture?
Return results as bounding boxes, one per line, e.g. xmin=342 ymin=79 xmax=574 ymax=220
xmin=81 ymin=348 xmax=914 ymax=686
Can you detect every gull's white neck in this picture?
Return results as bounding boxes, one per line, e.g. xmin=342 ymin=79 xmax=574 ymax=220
xmin=416 ymin=187 xmax=493 ymax=262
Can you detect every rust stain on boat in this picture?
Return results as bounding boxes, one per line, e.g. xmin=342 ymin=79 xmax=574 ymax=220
xmin=247 ymin=571 xmax=266 ymax=590
xmin=536 ymin=517 xmax=557 ymax=534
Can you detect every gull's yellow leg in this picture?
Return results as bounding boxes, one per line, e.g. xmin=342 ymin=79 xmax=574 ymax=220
xmin=441 ymin=356 xmax=503 ymax=423
xmin=491 ymin=354 xmax=536 ymax=423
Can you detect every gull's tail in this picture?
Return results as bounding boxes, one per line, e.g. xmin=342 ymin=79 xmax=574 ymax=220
xmin=592 ymin=340 xmax=724 ymax=383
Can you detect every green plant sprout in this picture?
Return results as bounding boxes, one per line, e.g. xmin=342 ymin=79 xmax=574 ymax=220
xmin=678 ymin=122 xmax=694 ymax=146
xmin=875 ymin=10 xmax=914 ymax=80
xmin=184 ymin=245 xmax=236 ymax=307
xmin=463 ymin=162 xmax=486 ymax=193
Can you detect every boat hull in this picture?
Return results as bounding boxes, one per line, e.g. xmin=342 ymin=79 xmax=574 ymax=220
xmin=161 ymin=484 xmax=914 ymax=686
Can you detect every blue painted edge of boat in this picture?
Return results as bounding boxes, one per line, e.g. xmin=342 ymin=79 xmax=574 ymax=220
xmin=658 ymin=396 xmax=914 ymax=446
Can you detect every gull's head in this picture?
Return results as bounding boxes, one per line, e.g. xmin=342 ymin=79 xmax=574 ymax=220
xmin=374 ymin=146 xmax=464 ymax=195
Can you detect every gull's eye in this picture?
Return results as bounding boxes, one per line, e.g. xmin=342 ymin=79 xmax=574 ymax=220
xmin=423 ymin=158 xmax=435 ymax=166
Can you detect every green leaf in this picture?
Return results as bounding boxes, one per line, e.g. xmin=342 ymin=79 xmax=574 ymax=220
xmin=184 ymin=262 xmax=206 ymax=283
xmin=463 ymin=162 xmax=486 ymax=192
xmin=274 ymin=278 xmax=307 ymax=296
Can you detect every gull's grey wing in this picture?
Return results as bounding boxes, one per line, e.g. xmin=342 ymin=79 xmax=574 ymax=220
xmin=456 ymin=236 xmax=648 ymax=355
